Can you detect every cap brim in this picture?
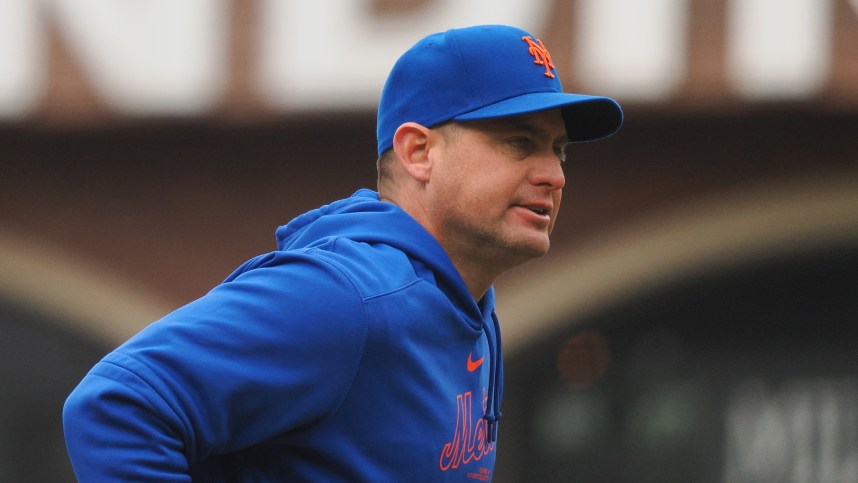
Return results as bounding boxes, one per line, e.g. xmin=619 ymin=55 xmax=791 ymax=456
xmin=453 ymin=92 xmax=623 ymax=142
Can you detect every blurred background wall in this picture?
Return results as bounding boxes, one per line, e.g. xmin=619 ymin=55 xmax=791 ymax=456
xmin=0 ymin=1 xmax=856 ymax=481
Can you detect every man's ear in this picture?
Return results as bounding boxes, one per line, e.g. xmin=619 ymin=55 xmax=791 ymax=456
xmin=391 ymin=122 xmax=434 ymax=183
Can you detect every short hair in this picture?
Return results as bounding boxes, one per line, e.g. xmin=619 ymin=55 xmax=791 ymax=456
xmin=376 ymin=149 xmax=395 ymax=185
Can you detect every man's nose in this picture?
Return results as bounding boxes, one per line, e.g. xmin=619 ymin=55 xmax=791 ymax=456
xmin=530 ymin=150 xmax=566 ymax=190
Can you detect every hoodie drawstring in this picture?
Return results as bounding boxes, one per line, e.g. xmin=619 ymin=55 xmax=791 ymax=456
xmin=483 ymin=312 xmax=503 ymax=442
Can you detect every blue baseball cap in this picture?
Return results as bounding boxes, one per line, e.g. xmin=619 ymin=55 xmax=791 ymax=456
xmin=376 ymin=24 xmax=623 ymax=157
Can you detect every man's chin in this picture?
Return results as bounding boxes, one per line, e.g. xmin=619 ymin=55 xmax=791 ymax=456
xmin=508 ymin=235 xmax=551 ymax=261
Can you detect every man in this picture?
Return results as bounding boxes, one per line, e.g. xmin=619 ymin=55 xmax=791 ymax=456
xmin=63 ymin=24 xmax=622 ymax=481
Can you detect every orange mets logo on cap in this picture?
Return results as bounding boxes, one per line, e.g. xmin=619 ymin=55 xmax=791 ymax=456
xmin=522 ymin=36 xmax=555 ymax=78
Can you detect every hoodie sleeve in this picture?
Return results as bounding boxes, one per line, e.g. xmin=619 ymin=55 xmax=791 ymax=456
xmin=62 ymin=251 xmax=368 ymax=481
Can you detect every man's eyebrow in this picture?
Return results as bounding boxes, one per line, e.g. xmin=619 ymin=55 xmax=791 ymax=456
xmin=467 ymin=117 xmax=570 ymax=147
xmin=489 ymin=120 xmax=569 ymax=143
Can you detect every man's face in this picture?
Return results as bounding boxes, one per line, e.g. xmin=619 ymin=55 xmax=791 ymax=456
xmin=425 ymin=109 xmax=568 ymax=268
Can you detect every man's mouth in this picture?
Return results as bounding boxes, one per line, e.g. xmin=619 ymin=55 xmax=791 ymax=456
xmin=526 ymin=206 xmax=549 ymax=216
xmin=512 ymin=203 xmax=552 ymax=221
xmin=516 ymin=203 xmax=551 ymax=216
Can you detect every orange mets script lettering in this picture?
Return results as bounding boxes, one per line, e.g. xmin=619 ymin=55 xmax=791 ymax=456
xmin=522 ymin=36 xmax=555 ymax=78
xmin=439 ymin=391 xmax=495 ymax=471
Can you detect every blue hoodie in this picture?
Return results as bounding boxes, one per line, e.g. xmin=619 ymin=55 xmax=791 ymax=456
xmin=63 ymin=189 xmax=503 ymax=482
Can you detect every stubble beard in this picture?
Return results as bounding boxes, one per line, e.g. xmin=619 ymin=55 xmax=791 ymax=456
xmin=443 ymin=213 xmax=552 ymax=273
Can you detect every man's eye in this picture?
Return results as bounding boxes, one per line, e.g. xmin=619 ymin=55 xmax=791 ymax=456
xmin=554 ymin=145 xmax=568 ymax=163
xmin=509 ymin=138 xmax=533 ymax=151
